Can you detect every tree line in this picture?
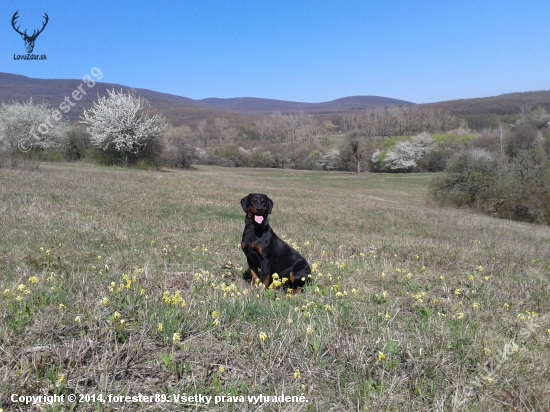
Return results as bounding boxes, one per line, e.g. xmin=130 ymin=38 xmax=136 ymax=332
xmin=1 ymin=89 xmax=549 ymax=175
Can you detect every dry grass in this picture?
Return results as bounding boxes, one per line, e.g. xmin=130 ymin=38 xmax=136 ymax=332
xmin=1 ymin=163 xmax=550 ymax=411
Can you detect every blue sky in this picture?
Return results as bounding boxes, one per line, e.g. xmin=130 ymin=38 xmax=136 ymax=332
xmin=1 ymin=0 xmax=549 ymax=104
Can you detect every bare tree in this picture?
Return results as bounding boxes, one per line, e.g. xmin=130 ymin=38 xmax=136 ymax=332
xmin=340 ymin=132 xmax=366 ymax=173
xmin=518 ymin=104 xmax=531 ymax=125
xmin=497 ymin=122 xmax=508 ymax=155
xmin=197 ymin=119 xmax=208 ymax=148
xmin=255 ymin=117 xmax=270 ymax=141
xmin=162 ymin=125 xmax=195 ymax=168
xmin=214 ymin=117 xmax=229 ymax=145
xmin=268 ymin=112 xmax=287 ymax=143
xmin=295 ymin=113 xmax=315 ymax=143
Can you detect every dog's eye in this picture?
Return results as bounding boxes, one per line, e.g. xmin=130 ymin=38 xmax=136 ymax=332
xmin=260 ymin=199 xmax=265 ymax=203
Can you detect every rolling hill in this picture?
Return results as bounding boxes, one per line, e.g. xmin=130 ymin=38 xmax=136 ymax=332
xmin=424 ymin=91 xmax=550 ymax=128
xmin=0 ymin=72 xmax=246 ymax=127
xmin=198 ymin=95 xmax=413 ymax=113
xmin=0 ymin=72 xmax=412 ymax=127
xmin=1 ymin=72 xmax=550 ymax=130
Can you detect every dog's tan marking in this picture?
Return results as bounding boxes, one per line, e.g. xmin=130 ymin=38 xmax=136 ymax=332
xmin=250 ymin=269 xmax=259 ymax=287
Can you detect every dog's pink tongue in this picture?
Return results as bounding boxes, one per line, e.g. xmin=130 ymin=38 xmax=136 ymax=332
xmin=254 ymin=215 xmax=264 ymax=224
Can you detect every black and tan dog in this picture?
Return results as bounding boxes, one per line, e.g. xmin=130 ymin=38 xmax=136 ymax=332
xmin=240 ymin=193 xmax=311 ymax=295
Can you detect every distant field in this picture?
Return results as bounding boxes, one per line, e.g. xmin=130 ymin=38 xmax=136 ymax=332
xmin=1 ymin=163 xmax=549 ymax=411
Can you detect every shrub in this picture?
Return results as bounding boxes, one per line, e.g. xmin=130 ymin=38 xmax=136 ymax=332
xmin=204 ymin=145 xmax=243 ymax=166
xmin=430 ymin=148 xmax=499 ymax=207
xmin=417 ymin=149 xmax=455 ymax=172
xmin=430 ymin=147 xmax=550 ymax=224
xmin=162 ymin=125 xmax=196 ymax=168
xmin=507 ymin=124 xmax=538 ymax=156
xmin=65 ymin=123 xmax=90 ymax=161
xmin=248 ymin=149 xmax=275 ymax=168
xmin=319 ymin=150 xmax=339 ymax=171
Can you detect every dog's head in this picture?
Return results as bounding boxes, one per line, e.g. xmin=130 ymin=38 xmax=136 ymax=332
xmin=241 ymin=193 xmax=273 ymax=225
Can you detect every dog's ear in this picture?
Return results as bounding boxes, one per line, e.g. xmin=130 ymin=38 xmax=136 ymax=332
xmin=264 ymin=194 xmax=274 ymax=214
xmin=240 ymin=194 xmax=251 ymax=213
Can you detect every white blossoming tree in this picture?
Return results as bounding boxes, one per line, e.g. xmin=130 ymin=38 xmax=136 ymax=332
xmin=373 ymin=132 xmax=436 ymax=172
xmin=0 ymin=99 xmax=68 ymax=168
xmin=81 ymin=89 xmax=168 ymax=166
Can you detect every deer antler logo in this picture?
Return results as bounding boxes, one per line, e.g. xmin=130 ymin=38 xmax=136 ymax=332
xmin=11 ymin=11 xmax=49 ymax=54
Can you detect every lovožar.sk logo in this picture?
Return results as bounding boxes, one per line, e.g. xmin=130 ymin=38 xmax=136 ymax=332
xmin=11 ymin=10 xmax=49 ymax=60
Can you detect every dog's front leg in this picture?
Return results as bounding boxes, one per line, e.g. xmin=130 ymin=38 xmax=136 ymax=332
xmin=260 ymin=257 xmax=272 ymax=289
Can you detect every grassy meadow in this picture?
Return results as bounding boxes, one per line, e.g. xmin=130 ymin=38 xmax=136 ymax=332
xmin=1 ymin=163 xmax=550 ymax=411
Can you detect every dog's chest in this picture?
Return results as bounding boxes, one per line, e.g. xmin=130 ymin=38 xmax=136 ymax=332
xmin=241 ymin=228 xmax=270 ymax=260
